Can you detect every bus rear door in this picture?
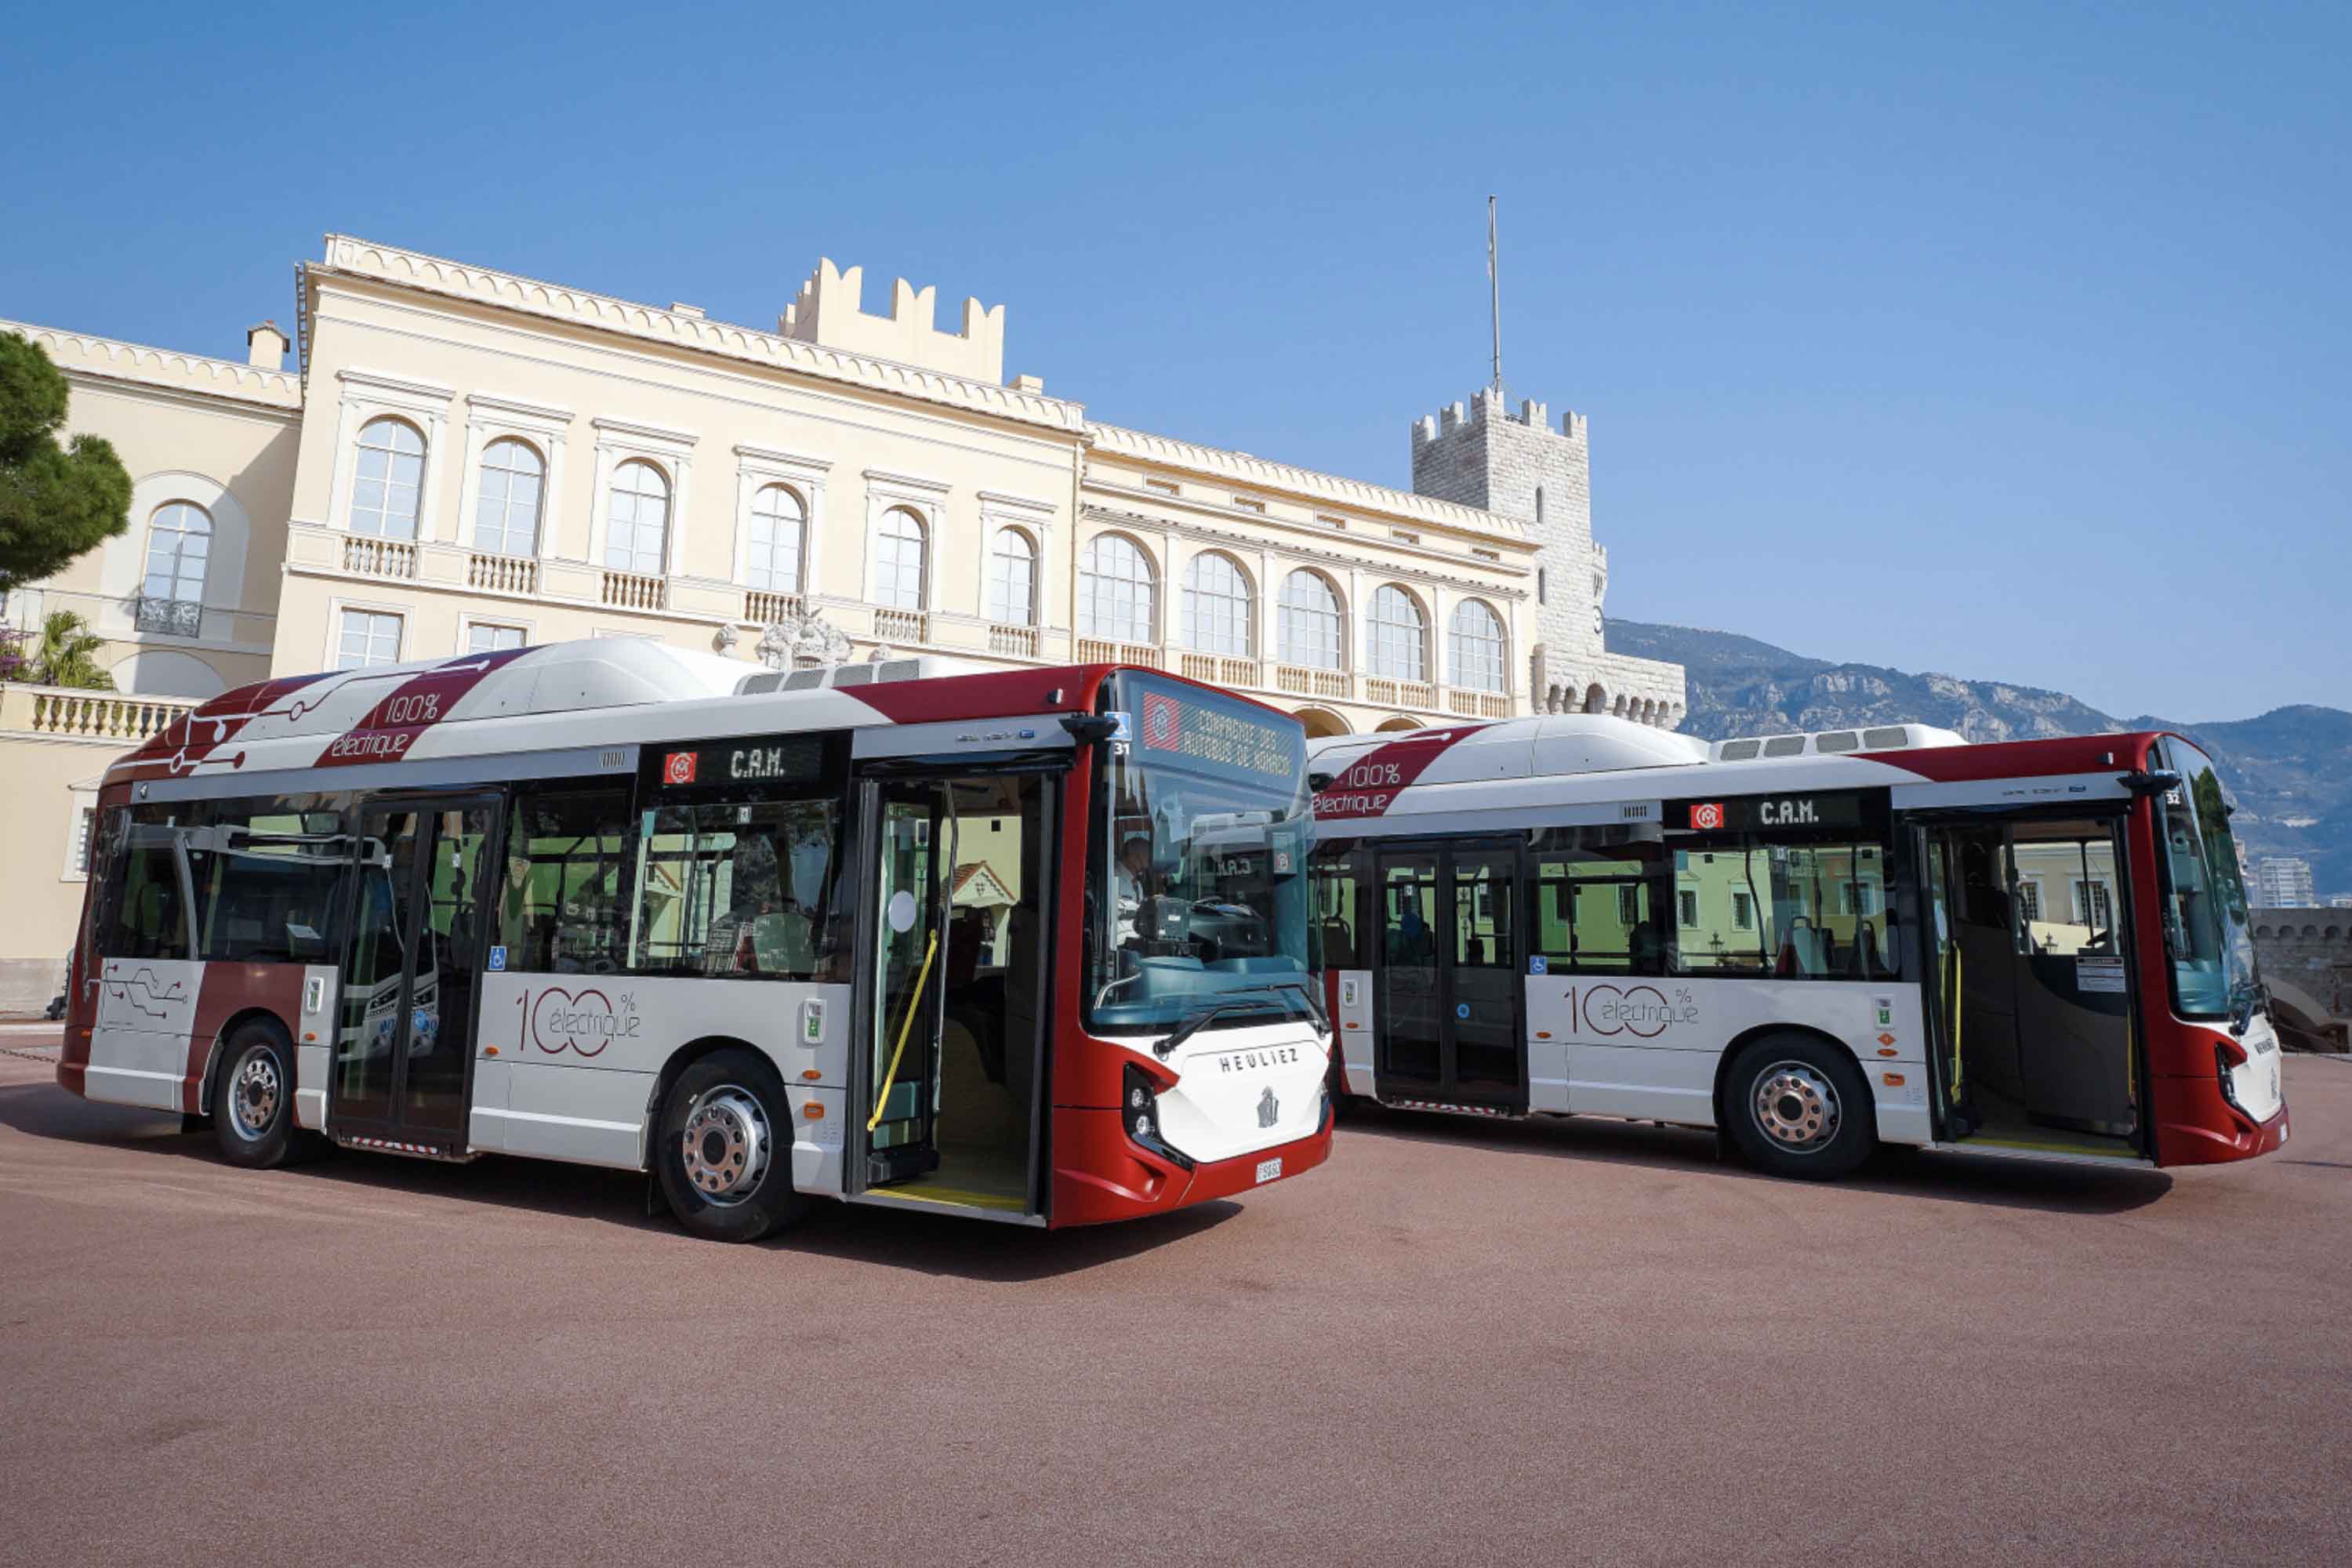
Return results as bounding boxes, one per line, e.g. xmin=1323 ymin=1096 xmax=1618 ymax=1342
xmin=1371 ymin=840 xmax=1527 ymax=1111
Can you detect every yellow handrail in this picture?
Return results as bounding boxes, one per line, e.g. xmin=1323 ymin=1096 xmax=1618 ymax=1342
xmin=867 ymin=931 xmax=940 ymax=1133
xmin=1947 ymin=944 xmax=1965 ymax=1103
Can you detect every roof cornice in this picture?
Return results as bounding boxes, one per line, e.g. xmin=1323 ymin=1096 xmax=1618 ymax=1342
xmin=1085 ymin=421 xmax=1527 ymax=539
xmin=310 ymin=235 xmax=1087 ymax=436
xmin=1 ymin=318 xmax=300 ymax=410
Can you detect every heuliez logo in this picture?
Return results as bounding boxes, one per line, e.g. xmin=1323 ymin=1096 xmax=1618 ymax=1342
xmin=662 ymin=751 xmax=697 ymax=785
xmin=1688 ymin=802 xmax=1726 ymax=830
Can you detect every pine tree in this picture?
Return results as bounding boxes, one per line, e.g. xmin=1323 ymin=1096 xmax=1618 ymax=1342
xmin=0 ymin=332 xmax=132 ymax=590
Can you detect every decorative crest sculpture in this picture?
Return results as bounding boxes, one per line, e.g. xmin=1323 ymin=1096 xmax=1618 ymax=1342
xmin=755 ymin=608 xmax=853 ymax=671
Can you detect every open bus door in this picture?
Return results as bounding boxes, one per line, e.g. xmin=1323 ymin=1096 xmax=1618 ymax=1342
xmin=1913 ymin=814 xmax=2147 ymax=1162
xmin=849 ymin=767 xmax=1055 ymax=1221
xmin=328 ymin=796 xmax=503 ymax=1155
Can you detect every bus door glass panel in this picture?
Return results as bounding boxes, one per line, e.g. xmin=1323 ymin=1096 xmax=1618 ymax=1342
xmin=332 ymin=801 xmax=497 ymax=1137
xmin=335 ymin=808 xmax=423 ymax=1127
xmin=2007 ymin=819 xmax=2136 ymax=1139
xmin=1449 ymin=848 xmax=1520 ymax=1090
xmin=1914 ymin=829 xmax=1962 ymax=1119
xmin=408 ymin=805 xmax=496 ymax=1134
xmin=1374 ymin=850 xmax=1442 ymax=1090
xmin=866 ymin=784 xmax=945 ymax=1182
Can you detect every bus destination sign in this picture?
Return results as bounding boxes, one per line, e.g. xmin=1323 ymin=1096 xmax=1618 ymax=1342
xmin=1664 ymin=790 xmax=1875 ymax=833
xmin=1121 ymin=676 xmax=1300 ymax=782
xmin=658 ymin=735 xmax=825 ymax=789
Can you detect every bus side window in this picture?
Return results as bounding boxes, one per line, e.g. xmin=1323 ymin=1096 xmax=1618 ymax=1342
xmin=1530 ymin=831 xmax=1669 ymax=976
xmin=501 ymin=786 xmax=632 ymax=975
xmin=1311 ymin=849 xmax=1361 ymax=968
xmin=101 ymin=819 xmax=190 ymax=961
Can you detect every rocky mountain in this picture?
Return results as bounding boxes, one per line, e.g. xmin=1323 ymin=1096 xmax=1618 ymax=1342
xmin=1609 ymin=618 xmax=2352 ymax=902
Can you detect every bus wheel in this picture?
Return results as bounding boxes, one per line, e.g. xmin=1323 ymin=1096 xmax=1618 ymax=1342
xmin=655 ymin=1050 xmax=808 ymax=1243
xmin=212 ymin=1021 xmax=298 ymax=1170
xmin=1723 ymin=1035 xmax=1875 ymax=1181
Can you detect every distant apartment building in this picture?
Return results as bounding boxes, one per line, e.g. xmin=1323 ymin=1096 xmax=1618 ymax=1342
xmin=0 ymin=233 xmax=1686 ymax=1008
xmin=2330 ymin=895 xmax=2352 ymax=910
xmin=2255 ymin=856 xmax=2318 ymax=907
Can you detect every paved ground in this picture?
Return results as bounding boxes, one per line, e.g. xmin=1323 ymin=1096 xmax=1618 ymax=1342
xmin=3 ymin=1039 xmax=2347 ymax=1568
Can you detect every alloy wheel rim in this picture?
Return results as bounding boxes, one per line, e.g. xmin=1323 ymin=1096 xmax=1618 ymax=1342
xmin=227 ymin=1046 xmax=281 ymax=1142
xmin=681 ymin=1087 xmax=771 ymax=1205
xmin=1751 ymin=1061 xmax=1840 ymax=1152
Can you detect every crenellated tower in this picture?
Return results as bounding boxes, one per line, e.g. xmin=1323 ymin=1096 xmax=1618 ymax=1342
xmin=1412 ymin=387 xmax=1628 ymax=715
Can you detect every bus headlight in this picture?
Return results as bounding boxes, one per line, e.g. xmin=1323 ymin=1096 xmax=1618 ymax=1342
xmin=1123 ymin=1062 xmax=1192 ymax=1171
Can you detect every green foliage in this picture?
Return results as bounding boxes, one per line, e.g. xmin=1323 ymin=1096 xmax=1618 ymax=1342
xmin=0 ymin=332 xmax=133 ymax=590
xmin=30 ymin=609 xmax=114 ymax=690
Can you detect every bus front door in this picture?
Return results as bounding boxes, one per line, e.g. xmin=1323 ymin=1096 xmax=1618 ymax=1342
xmin=851 ymin=768 xmax=1054 ymax=1219
xmin=1373 ymin=842 xmax=1526 ymax=1111
xmin=1916 ymin=816 xmax=2143 ymax=1159
xmin=328 ymin=797 xmax=501 ymax=1153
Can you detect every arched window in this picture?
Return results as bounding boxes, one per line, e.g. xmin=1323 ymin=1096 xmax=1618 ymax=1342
xmin=874 ymin=506 xmax=927 ymax=609
xmin=1449 ymin=599 xmax=1506 ymax=693
xmin=747 ymin=485 xmax=806 ymax=593
xmin=1078 ymin=534 xmax=1156 ymax=644
xmin=1367 ymin=585 xmax=1427 ymax=682
xmin=987 ymin=527 xmax=1036 ymax=625
xmin=1277 ymin=570 xmax=1344 ymax=670
xmin=473 ymin=438 xmax=544 ymax=557
xmin=350 ymin=417 xmax=426 ymax=539
xmin=605 ymin=459 xmax=671 ymax=575
xmin=139 ymin=503 xmax=212 ymax=632
xmin=1181 ymin=552 xmax=1253 ymax=655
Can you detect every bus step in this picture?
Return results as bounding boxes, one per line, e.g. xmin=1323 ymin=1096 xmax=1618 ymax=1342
xmin=335 ymin=1134 xmax=475 ymax=1163
xmin=1383 ymin=1098 xmax=1526 ymax=1120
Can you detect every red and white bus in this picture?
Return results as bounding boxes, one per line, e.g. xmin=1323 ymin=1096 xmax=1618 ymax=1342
xmin=1308 ymin=714 xmax=2286 ymax=1177
xmin=58 ymin=638 xmax=1332 ymax=1240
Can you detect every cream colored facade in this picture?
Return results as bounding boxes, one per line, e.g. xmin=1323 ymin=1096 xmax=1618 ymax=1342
xmin=0 ymin=233 xmax=1681 ymax=1009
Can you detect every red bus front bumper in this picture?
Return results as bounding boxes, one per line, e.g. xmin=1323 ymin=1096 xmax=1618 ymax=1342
xmin=2152 ymin=1077 xmax=2290 ymax=1167
xmin=1048 ymin=1109 xmax=1333 ymax=1227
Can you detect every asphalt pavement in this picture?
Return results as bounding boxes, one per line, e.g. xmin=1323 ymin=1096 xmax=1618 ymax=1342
xmin=2 ymin=1036 xmax=2347 ymax=1567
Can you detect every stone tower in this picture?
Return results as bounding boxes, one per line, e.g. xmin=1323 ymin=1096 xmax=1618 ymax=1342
xmin=1410 ymin=387 xmax=1611 ymax=714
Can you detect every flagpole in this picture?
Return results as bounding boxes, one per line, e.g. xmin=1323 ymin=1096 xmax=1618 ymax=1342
xmin=1487 ymin=194 xmax=1503 ymax=399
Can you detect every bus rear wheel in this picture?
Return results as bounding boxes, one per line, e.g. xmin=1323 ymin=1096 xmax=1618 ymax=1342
xmin=211 ymin=1021 xmax=299 ymax=1170
xmin=1723 ymin=1035 xmax=1875 ymax=1180
xmin=655 ymin=1049 xmax=808 ymax=1243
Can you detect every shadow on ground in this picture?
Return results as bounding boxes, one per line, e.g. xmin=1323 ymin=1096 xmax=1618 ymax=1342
xmin=1338 ymin=1102 xmax=2175 ymax=1215
xmin=0 ymin=1080 xmax=1236 ymax=1281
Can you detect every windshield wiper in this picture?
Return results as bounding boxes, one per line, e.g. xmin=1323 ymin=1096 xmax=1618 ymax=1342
xmin=1155 ymin=999 xmax=1279 ymax=1059
xmin=1153 ymin=981 xmax=1329 ymax=1060
xmin=2227 ymin=976 xmax=2265 ymax=1038
xmin=1236 ymin=977 xmax=1330 ymax=1038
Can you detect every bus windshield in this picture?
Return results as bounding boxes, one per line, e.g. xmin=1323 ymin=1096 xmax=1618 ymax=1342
xmin=1087 ymin=674 xmax=1313 ymax=1035
xmin=2152 ymin=738 xmax=2259 ymax=1018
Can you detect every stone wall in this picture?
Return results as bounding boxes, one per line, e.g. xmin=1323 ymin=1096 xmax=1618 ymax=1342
xmin=2252 ymin=907 xmax=2352 ymax=1052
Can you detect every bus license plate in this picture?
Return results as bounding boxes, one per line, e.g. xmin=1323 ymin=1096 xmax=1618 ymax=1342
xmin=1254 ymin=1157 xmax=1282 ymax=1184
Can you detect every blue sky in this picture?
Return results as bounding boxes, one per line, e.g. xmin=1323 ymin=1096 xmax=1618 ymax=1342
xmin=4 ymin=1 xmax=2343 ymax=720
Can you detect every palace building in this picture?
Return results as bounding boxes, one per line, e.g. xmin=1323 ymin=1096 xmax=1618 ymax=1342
xmin=0 ymin=234 xmax=1682 ymax=1008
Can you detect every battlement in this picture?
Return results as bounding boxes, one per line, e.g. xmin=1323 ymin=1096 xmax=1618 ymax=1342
xmin=779 ymin=258 xmax=1007 ymax=385
xmin=1412 ymin=387 xmax=1588 ymax=448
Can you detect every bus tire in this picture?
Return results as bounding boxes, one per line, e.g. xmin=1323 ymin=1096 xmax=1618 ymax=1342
xmin=1723 ymin=1034 xmax=1875 ymax=1181
xmin=211 ymin=1019 xmax=299 ymax=1170
xmin=654 ymin=1049 xmax=808 ymax=1243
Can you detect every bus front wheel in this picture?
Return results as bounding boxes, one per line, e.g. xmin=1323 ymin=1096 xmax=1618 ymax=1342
xmin=1723 ymin=1035 xmax=1875 ymax=1181
xmin=655 ymin=1049 xmax=808 ymax=1243
xmin=210 ymin=1020 xmax=300 ymax=1170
